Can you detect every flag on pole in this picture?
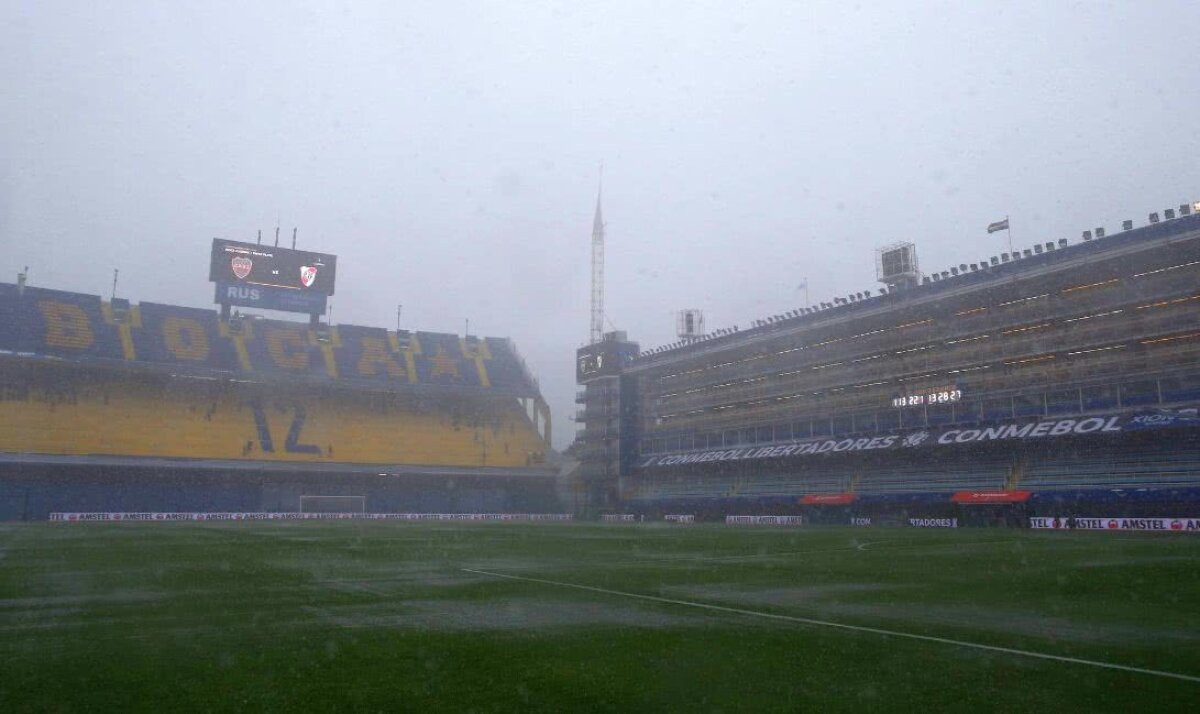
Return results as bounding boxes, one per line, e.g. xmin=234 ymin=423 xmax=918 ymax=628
xmin=987 ymin=218 xmax=1010 ymax=234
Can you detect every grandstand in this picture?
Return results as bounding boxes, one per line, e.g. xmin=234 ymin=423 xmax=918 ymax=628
xmin=0 ymin=283 xmax=556 ymax=519
xmin=579 ymin=205 xmax=1200 ymax=520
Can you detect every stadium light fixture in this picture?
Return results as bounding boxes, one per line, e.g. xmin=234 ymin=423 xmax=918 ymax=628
xmin=1193 ymin=201 xmax=1200 ymax=213
xmin=1023 ymin=249 xmax=1033 ymax=257
xmin=1181 ymin=204 xmax=1192 ymax=216
xmin=1122 ymin=219 xmax=1133 ymax=231
xmin=1045 ymin=242 xmax=1055 ymax=251
xmin=1058 ymin=238 xmax=1068 ymax=248
xmin=1164 ymin=208 xmax=1176 ymax=220
xmin=969 ymin=263 xmax=978 ymax=271
xmin=1034 ymin=245 xmax=1043 ymax=254
xmin=1095 ymin=227 xmax=1105 ymax=238
xmin=1082 ymin=230 xmax=1092 ymax=241
xmin=1149 ymin=212 xmax=1160 ymax=223
xmin=922 ymin=276 xmax=931 ymax=284
xmin=1000 ymin=253 xmax=1010 ymax=263
xmin=959 ymin=264 xmax=967 ymax=273
xmin=940 ymin=270 xmax=949 ymax=279
xmin=950 ymin=267 xmax=959 ymax=276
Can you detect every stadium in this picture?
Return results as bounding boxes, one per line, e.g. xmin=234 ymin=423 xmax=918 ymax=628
xmin=577 ymin=203 xmax=1200 ymax=528
xmin=3 ymin=214 xmax=1200 ymax=711
xmin=0 ymin=238 xmax=557 ymax=520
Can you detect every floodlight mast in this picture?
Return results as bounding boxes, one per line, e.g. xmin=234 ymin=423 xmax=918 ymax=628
xmin=590 ymin=178 xmax=605 ymax=345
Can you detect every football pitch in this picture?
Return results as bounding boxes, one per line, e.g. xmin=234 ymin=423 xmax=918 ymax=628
xmin=1 ymin=522 xmax=1198 ymax=712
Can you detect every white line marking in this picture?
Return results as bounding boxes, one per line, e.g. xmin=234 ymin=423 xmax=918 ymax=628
xmin=629 ymin=538 xmax=1017 ymax=564
xmin=462 ymin=568 xmax=1200 ymax=684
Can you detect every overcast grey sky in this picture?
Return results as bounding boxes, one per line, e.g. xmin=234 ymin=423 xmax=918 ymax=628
xmin=3 ymin=1 xmax=1199 ymax=447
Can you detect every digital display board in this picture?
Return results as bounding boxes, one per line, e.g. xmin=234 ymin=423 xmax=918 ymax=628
xmin=209 ymin=239 xmax=337 ymax=296
xmin=892 ymin=386 xmax=962 ymax=409
xmin=576 ymin=340 xmax=639 ymax=383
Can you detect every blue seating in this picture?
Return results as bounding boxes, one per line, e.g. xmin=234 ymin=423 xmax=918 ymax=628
xmin=1022 ymin=447 xmax=1200 ymax=490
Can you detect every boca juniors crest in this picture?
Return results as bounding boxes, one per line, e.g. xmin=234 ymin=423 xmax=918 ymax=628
xmin=231 ymin=256 xmax=253 ymax=280
xmin=300 ymin=265 xmax=318 ymax=287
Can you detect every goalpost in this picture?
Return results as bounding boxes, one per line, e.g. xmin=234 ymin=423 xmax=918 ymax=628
xmin=298 ymin=495 xmax=366 ymax=514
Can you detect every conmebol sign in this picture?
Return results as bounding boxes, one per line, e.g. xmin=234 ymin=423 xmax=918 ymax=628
xmin=638 ymin=412 xmax=1179 ymax=469
xmin=934 ymin=416 xmax=1120 ymax=444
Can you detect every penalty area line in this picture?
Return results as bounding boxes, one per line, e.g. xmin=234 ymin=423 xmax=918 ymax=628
xmin=461 ymin=568 xmax=1200 ymax=685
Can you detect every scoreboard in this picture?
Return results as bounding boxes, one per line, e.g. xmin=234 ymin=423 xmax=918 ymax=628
xmin=576 ymin=339 xmax=640 ymax=383
xmin=209 ymin=239 xmax=338 ymax=296
xmin=892 ymin=385 xmax=963 ymax=409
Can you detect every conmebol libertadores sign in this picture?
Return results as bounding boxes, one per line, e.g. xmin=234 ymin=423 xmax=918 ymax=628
xmin=637 ymin=412 xmax=1187 ymax=469
xmin=908 ymin=517 xmax=958 ymax=528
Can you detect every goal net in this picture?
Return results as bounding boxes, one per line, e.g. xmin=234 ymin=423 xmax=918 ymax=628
xmin=299 ymin=495 xmax=366 ymax=514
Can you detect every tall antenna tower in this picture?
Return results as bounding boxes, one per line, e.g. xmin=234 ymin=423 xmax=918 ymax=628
xmin=589 ymin=173 xmax=605 ymax=345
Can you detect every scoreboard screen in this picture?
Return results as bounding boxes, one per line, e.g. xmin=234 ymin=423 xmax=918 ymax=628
xmin=892 ymin=386 xmax=962 ymax=409
xmin=209 ymin=239 xmax=338 ymax=296
xmin=576 ymin=340 xmax=639 ymax=383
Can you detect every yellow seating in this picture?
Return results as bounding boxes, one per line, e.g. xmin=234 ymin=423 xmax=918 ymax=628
xmin=0 ymin=365 xmax=545 ymax=468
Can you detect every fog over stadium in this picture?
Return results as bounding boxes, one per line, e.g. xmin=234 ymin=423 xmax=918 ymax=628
xmin=3 ymin=2 xmax=1199 ymax=448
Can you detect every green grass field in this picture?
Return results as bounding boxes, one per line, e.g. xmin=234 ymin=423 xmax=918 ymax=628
xmin=2 ymin=522 xmax=1198 ymax=712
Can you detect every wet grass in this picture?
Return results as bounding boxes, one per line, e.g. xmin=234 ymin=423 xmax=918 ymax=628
xmin=1 ymin=522 xmax=1198 ymax=712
